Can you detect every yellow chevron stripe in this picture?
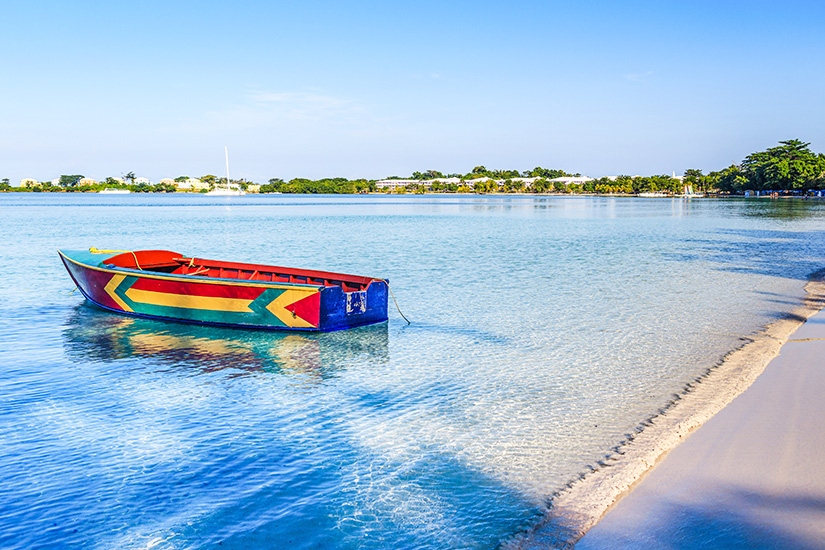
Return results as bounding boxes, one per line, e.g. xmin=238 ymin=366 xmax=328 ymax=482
xmin=124 ymin=288 xmax=254 ymax=312
xmin=266 ymin=289 xmax=318 ymax=328
xmin=104 ymin=274 xmax=133 ymax=312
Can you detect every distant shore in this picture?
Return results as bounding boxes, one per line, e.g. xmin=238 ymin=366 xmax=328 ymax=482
xmin=1 ymin=189 xmax=822 ymax=199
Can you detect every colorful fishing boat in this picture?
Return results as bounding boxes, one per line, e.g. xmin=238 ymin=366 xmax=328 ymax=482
xmin=58 ymin=248 xmax=389 ymax=331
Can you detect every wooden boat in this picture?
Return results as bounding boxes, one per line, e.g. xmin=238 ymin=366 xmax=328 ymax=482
xmin=58 ymin=248 xmax=389 ymax=331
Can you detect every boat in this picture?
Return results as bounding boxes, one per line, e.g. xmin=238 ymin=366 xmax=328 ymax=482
xmin=206 ymin=146 xmax=246 ymax=196
xmin=637 ymin=192 xmax=669 ymax=197
xmin=676 ymin=185 xmax=704 ymax=198
xmin=205 ymin=186 xmax=245 ymax=196
xmin=99 ymin=188 xmax=130 ymax=194
xmin=58 ymin=248 xmax=389 ymax=331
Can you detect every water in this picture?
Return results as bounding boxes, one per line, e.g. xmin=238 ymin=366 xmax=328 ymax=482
xmin=1 ymin=194 xmax=823 ymax=549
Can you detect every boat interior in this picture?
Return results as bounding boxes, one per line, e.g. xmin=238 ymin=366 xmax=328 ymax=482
xmin=101 ymin=250 xmax=375 ymax=292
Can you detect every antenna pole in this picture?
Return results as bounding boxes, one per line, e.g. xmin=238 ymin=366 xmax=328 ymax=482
xmin=225 ymin=146 xmax=230 ymax=188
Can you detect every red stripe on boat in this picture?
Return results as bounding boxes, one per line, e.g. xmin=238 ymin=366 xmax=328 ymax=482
xmin=285 ymin=291 xmax=321 ymax=327
xmin=129 ymin=277 xmax=267 ymax=300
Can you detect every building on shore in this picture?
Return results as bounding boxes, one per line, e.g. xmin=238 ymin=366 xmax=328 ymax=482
xmin=189 ymin=178 xmax=209 ymax=191
xmin=375 ymin=175 xmax=595 ymax=191
xmin=547 ymin=176 xmax=594 ymax=186
xmin=171 ymin=179 xmax=192 ymax=191
xmin=78 ymin=178 xmax=97 ymax=186
xmin=19 ymin=178 xmax=40 ymax=188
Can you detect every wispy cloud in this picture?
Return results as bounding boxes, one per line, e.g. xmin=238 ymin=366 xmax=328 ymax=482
xmin=623 ymin=70 xmax=654 ymax=82
xmin=245 ymin=91 xmax=359 ymax=120
xmin=159 ymin=89 xmax=375 ymax=137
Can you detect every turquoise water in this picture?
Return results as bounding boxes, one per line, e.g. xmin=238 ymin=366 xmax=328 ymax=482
xmin=1 ymin=194 xmax=824 ymax=549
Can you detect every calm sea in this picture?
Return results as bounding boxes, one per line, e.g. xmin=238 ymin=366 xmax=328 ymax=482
xmin=1 ymin=193 xmax=823 ymax=549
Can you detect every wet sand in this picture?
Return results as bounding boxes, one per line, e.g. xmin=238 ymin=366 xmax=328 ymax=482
xmin=505 ymin=279 xmax=825 ymax=549
xmin=576 ymin=306 xmax=825 ymax=549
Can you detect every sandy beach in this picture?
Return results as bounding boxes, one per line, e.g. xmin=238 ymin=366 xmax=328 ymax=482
xmin=576 ymin=299 xmax=825 ymax=548
xmin=505 ymin=277 xmax=825 ymax=550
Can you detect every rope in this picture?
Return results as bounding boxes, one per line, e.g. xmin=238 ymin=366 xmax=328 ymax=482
xmin=383 ymin=280 xmax=410 ymax=324
xmin=89 ymin=247 xmax=142 ymax=270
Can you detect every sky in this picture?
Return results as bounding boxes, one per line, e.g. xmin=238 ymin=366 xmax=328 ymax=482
xmin=2 ymin=0 xmax=824 ymax=183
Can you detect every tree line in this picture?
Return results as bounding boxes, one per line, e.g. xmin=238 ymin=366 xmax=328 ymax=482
xmin=3 ymin=139 xmax=823 ymax=195
xmin=683 ymin=139 xmax=825 ymax=193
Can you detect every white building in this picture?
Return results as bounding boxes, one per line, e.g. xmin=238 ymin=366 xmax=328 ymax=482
xmin=189 ymin=178 xmax=209 ymax=191
xmin=172 ymin=179 xmax=192 ymax=190
xmin=78 ymin=178 xmax=97 ymax=186
xmin=429 ymin=177 xmax=462 ymax=185
xmin=547 ymin=176 xmax=594 ymax=186
xmin=133 ymin=177 xmax=152 ymax=185
xmin=20 ymin=178 xmax=40 ymax=188
xmin=509 ymin=177 xmax=538 ymax=187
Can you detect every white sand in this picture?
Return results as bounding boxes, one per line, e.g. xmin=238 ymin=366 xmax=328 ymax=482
xmin=576 ymin=307 xmax=825 ymax=548
xmin=505 ymin=279 xmax=825 ymax=549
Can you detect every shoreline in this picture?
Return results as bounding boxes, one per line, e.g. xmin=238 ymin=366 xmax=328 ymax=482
xmin=504 ymin=272 xmax=825 ymax=550
xmin=1 ymin=190 xmax=821 ymax=199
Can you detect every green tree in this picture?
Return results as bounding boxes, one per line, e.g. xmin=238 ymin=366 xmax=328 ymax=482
xmin=741 ymin=139 xmax=825 ymax=190
xmin=412 ymin=170 xmax=444 ymax=180
xmin=124 ymin=171 xmax=136 ymax=185
xmin=527 ymin=167 xmax=570 ymax=179
xmin=473 ymin=180 xmax=492 ymax=193
xmin=715 ymin=164 xmax=748 ymax=193
xmin=59 ymin=175 xmax=83 ymax=187
xmin=683 ymin=169 xmax=704 ymax=192
xmin=103 ymin=177 xmax=123 ymax=187
xmin=0 ymin=178 xmax=10 ymax=191
xmin=259 ymin=177 xmax=285 ymax=193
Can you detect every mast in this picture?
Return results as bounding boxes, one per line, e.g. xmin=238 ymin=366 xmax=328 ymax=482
xmin=225 ymin=146 xmax=230 ymax=189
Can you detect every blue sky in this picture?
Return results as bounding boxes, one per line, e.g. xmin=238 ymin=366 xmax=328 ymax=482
xmin=2 ymin=0 xmax=824 ymax=183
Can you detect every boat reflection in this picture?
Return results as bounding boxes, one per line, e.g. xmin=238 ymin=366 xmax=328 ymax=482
xmin=63 ymin=303 xmax=389 ymax=380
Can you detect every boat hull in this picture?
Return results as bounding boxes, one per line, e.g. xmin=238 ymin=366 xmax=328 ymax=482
xmin=59 ymin=250 xmax=388 ymax=332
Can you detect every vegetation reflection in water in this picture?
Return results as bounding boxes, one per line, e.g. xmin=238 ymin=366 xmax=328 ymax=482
xmin=63 ymin=304 xmax=389 ymax=381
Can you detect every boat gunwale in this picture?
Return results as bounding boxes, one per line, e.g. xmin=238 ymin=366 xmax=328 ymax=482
xmin=58 ymin=250 xmax=330 ymax=291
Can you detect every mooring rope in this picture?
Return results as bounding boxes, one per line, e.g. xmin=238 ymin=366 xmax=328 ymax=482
xmin=383 ymin=280 xmax=411 ymax=324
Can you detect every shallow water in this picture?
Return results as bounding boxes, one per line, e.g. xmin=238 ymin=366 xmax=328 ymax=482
xmin=1 ymin=193 xmax=823 ymax=549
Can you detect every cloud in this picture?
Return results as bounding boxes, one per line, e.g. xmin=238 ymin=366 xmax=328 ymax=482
xmin=246 ymin=91 xmax=358 ymax=119
xmin=623 ymin=70 xmax=654 ymax=82
xmin=157 ymin=89 xmax=379 ymax=140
